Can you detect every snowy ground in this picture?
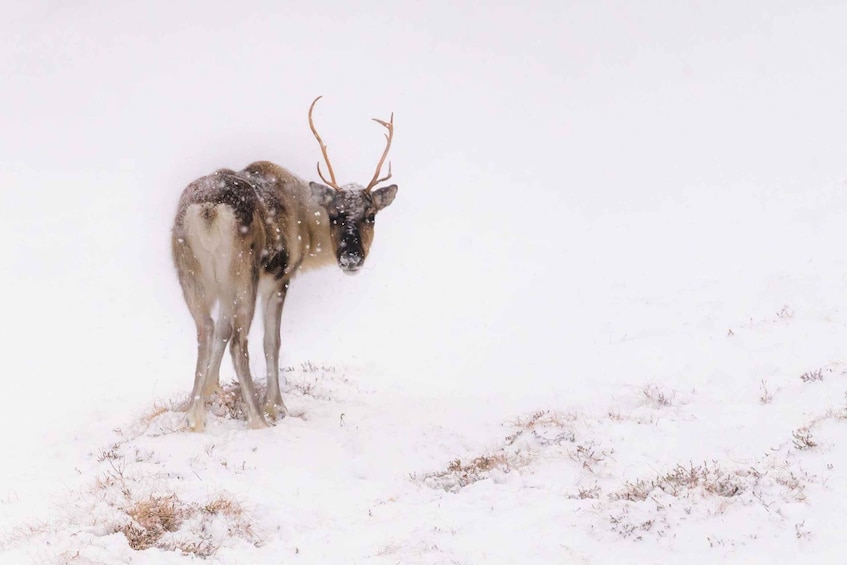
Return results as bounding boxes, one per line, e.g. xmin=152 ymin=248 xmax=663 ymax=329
xmin=3 ymin=1 xmax=847 ymax=563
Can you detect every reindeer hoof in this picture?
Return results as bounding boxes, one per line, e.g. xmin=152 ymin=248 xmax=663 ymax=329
xmin=263 ymin=400 xmax=289 ymax=422
xmin=186 ymin=409 xmax=207 ymax=432
xmin=248 ymin=415 xmax=270 ymax=430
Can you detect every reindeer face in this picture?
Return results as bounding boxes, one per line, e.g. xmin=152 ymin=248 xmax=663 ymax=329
xmin=310 ymin=182 xmax=398 ymax=274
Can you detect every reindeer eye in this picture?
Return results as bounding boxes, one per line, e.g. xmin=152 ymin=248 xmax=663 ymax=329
xmin=366 ymin=214 xmax=375 ymax=224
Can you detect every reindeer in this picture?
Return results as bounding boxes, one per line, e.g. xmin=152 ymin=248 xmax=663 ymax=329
xmin=171 ymin=97 xmax=398 ymax=430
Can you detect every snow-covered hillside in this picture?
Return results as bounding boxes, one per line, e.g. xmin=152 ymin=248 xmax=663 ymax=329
xmin=2 ymin=1 xmax=847 ymax=563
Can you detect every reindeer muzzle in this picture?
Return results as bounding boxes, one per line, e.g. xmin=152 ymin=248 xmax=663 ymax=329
xmin=338 ymin=249 xmax=364 ymax=273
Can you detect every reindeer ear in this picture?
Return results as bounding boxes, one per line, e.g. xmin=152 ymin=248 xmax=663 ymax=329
xmin=372 ymin=184 xmax=398 ymax=211
xmin=310 ymin=181 xmax=335 ymax=208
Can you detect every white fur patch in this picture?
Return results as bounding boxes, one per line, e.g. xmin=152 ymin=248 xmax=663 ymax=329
xmin=183 ymin=204 xmax=238 ymax=290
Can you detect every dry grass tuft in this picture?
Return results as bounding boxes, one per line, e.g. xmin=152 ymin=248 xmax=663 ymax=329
xmin=418 ymin=450 xmax=531 ymax=492
xmin=139 ymin=402 xmax=172 ymax=427
xmin=776 ymin=305 xmax=795 ymax=319
xmin=419 ymin=408 xmax=601 ymax=492
xmin=613 ymin=461 xmax=747 ymax=502
xmin=202 ymin=494 xmax=245 ymax=517
xmin=792 ymin=428 xmax=818 ymax=450
xmin=795 ymin=520 xmax=812 ymax=540
xmin=127 ymin=360 xmax=343 ymax=432
xmin=285 ymin=362 xmax=343 ymax=401
xmin=441 ymin=453 xmax=511 ymax=489
xmin=510 ymin=409 xmax=578 ymax=429
xmin=202 ymin=362 xmax=341 ymax=416
xmin=296 ymin=360 xmax=337 ymax=374
xmin=568 ymin=443 xmax=609 ymax=473
xmin=207 ymin=384 xmax=253 ymax=421
xmin=120 ymin=495 xmax=187 ymax=550
xmin=114 ymin=493 xmax=257 ymax=556
xmin=642 ymin=384 xmax=675 ymax=408
xmin=759 ymin=380 xmax=774 ymax=404
xmin=84 ymin=437 xmax=262 ymax=557
xmin=609 ymin=508 xmax=659 ymax=540
xmin=799 ymin=369 xmax=824 ymax=383
xmin=571 ymin=483 xmax=601 ymax=500
xmin=448 ymin=454 xmax=509 ymax=475
xmin=96 ymin=443 xmax=121 ymax=463
xmin=419 ymin=409 xmax=586 ymax=492
xmin=0 ymin=521 xmax=51 ymax=551
xmin=505 ymin=410 xmax=577 ymax=446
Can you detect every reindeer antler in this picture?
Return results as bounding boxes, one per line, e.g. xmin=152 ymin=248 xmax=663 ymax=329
xmin=365 ymin=112 xmax=394 ymax=192
xmin=308 ymin=96 xmax=342 ymax=190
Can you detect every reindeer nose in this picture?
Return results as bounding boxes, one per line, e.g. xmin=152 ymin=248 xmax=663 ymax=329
xmin=339 ymin=251 xmax=363 ymax=271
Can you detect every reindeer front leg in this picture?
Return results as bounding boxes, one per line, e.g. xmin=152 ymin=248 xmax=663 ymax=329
xmin=262 ymin=278 xmax=290 ymax=420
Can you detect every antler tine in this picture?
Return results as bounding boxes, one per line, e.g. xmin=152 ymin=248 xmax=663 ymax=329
xmin=365 ymin=112 xmax=394 ymax=192
xmin=308 ymin=96 xmax=341 ymax=190
xmin=371 ymin=161 xmax=392 ymax=187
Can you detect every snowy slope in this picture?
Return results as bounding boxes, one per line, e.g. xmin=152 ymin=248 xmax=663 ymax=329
xmin=2 ymin=1 xmax=847 ymax=563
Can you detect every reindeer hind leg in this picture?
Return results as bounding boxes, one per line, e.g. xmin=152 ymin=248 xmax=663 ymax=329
xmin=203 ymin=312 xmax=233 ymax=396
xmin=175 ymin=255 xmax=216 ymax=432
xmin=226 ymin=251 xmax=268 ymax=429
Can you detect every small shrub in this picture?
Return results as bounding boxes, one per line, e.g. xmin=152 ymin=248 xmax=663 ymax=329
xmin=799 ymin=369 xmax=823 ymax=383
xmin=792 ymin=428 xmax=817 ymax=450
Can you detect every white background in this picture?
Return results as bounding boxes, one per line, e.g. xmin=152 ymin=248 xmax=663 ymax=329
xmin=2 ymin=1 xmax=847 ymax=563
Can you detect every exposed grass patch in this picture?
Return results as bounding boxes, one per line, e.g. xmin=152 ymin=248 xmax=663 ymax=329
xmin=418 ymin=409 xmax=599 ymax=492
xmin=612 ymin=461 xmax=747 ymax=502
xmin=115 ymin=492 xmax=256 ymax=557
xmin=417 ymin=450 xmax=531 ymax=493
xmin=505 ymin=410 xmax=578 ymax=446
xmin=89 ymin=439 xmax=261 ymax=557
xmin=602 ymin=440 xmax=823 ymax=541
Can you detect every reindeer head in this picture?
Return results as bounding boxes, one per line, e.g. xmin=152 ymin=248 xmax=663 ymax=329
xmin=308 ymin=96 xmax=398 ymax=274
